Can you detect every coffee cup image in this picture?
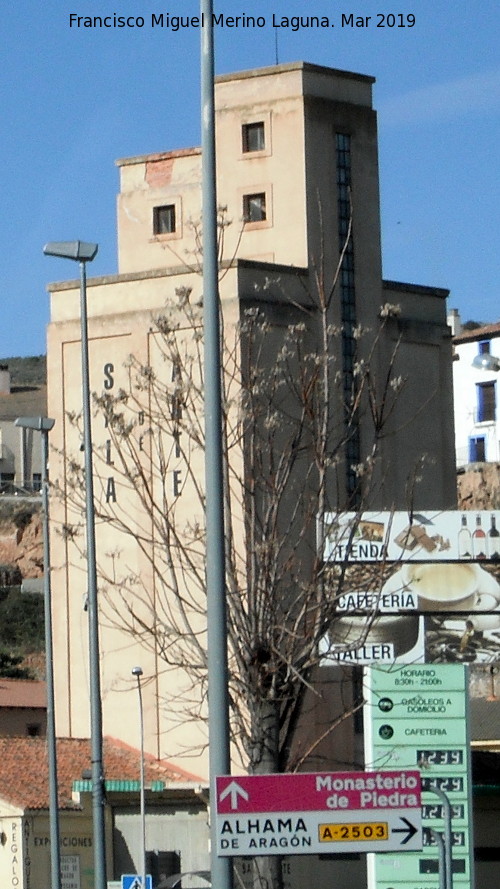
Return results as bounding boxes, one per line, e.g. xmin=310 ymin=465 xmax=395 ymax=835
xmin=401 ymin=562 xmax=482 ymax=611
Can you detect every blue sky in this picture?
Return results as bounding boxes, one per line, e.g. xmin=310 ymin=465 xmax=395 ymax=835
xmin=2 ymin=0 xmax=499 ymax=357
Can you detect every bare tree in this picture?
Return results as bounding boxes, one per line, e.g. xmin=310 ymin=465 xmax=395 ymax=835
xmin=56 ymin=248 xmax=406 ymax=779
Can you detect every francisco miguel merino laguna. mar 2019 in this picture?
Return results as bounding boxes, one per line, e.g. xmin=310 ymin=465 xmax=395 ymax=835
xmin=68 ymin=12 xmax=417 ymax=30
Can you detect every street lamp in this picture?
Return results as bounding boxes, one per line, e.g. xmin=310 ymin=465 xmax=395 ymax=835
xmin=43 ymin=240 xmax=107 ymax=889
xmin=472 ymin=353 xmax=500 ymax=372
xmin=200 ymin=7 xmax=232 ymax=889
xmin=132 ymin=666 xmax=147 ymax=889
xmin=15 ymin=416 xmax=59 ymax=889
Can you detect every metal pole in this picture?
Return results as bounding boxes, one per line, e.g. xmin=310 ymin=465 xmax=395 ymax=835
xmin=200 ymin=5 xmax=233 ymax=889
xmin=79 ymin=259 xmax=107 ymax=889
xmin=133 ymin=668 xmax=147 ymax=889
xmin=41 ymin=421 xmax=61 ymax=889
xmin=430 ymin=830 xmax=446 ymax=889
xmin=428 ymin=786 xmax=453 ymax=889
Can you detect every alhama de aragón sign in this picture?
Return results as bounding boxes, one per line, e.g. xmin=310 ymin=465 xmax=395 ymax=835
xmin=215 ymin=771 xmax=422 ymax=856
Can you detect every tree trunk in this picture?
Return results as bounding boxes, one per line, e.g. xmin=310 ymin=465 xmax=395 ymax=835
xmin=250 ymin=698 xmax=283 ymax=889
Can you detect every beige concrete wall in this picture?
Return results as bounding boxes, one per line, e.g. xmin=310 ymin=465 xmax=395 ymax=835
xmin=28 ymin=809 xmax=99 ymax=889
xmin=48 ymin=266 xmax=245 ymax=774
xmin=215 ymin=65 xmax=308 ymax=268
xmin=117 ymin=149 xmax=202 ymax=275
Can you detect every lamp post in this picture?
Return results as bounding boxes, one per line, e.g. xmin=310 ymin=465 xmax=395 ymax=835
xmin=43 ymin=241 xmax=107 ymax=889
xmin=15 ymin=415 xmax=59 ymax=889
xmin=200 ymin=5 xmax=232 ymax=889
xmin=132 ymin=666 xmax=147 ymax=889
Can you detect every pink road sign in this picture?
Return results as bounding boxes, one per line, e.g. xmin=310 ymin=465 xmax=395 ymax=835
xmin=216 ymin=770 xmax=421 ymax=815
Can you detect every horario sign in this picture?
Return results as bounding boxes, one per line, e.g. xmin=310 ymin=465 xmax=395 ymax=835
xmin=215 ymin=770 xmax=422 ymax=856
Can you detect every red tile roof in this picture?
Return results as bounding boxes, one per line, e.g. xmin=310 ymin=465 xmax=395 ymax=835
xmin=454 ymin=321 xmax=500 ymax=343
xmin=0 ymin=736 xmax=203 ymax=811
xmin=0 ymin=679 xmax=46 ymax=709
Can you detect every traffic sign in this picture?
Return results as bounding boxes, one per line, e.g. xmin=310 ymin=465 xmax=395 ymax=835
xmin=122 ymin=876 xmax=152 ymax=889
xmin=215 ymin=771 xmax=422 ymax=856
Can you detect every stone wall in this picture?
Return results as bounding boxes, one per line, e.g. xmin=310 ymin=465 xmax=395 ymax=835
xmin=457 ymin=462 xmax=500 ymax=510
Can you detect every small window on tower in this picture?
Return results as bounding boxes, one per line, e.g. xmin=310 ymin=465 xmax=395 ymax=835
xmin=153 ymin=204 xmax=176 ymax=235
xmin=243 ymin=193 xmax=266 ymax=223
xmin=242 ymin=121 xmax=265 ymax=153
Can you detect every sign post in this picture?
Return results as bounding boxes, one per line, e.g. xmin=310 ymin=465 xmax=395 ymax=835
xmin=215 ymin=771 xmax=422 ymax=857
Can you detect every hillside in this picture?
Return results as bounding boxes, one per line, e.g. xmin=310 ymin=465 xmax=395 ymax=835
xmin=0 ymin=355 xmax=46 ymax=386
xmin=0 ymin=501 xmax=43 ymax=578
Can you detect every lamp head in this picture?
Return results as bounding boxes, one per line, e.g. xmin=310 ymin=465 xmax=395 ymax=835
xmin=15 ymin=416 xmax=55 ymax=432
xmin=472 ymin=353 xmax=500 ymax=372
xmin=43 ymin=241 xmax=98 ymax=262
xmin=132 ymin=666 xmax=143 ymax=677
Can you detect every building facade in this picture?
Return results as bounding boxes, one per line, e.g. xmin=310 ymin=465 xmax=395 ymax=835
xmin=0 ymin=678 xmax=47 ymax=737
xmin=450 ymin=312 xmax=500 ymax=466
xmin=0 ymin=361 xmax=47 ymax=493
xmin=0 ymin=735 xmax=207 ymax=889
xmin=46 ymin=62 xmax=456 ymax=788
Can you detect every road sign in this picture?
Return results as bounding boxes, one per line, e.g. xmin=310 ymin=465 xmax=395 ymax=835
xmin=365 ymin=664 xmax=474 ymax=889
xmin=215 ymin=771 xmax=422 ymax=856
xmin=122 ymin=876 xmax=152 ymax=889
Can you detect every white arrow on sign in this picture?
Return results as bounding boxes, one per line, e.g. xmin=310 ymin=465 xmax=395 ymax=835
xmin=219 ymin=780 xmax=249 ymax=810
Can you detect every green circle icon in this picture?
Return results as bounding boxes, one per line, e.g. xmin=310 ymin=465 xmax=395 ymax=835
xmin=378 ymin=697 xmax=393 ymax=712
xmin=378 ymin=724 xmax=394 ymax=739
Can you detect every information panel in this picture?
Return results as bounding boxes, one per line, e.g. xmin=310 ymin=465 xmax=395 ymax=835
xmin=364 ymin=664 xmax=474 ymax=889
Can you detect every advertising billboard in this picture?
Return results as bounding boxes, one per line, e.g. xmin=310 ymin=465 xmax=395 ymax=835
xmin=320 ymin=511 xmax=500 ymax=665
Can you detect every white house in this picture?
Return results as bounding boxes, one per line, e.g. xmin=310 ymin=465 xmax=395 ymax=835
xmin=450 ymin=310 xmax=500 ymax=466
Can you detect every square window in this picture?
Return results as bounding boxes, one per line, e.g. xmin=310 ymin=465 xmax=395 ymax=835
xmin=243 ymin=193 xmax=266 ymax=223
xmin=479 ymin=340 xmax=491 ymax=355
xmin=153 ymin=204 xmax=176 ymax=235
xmin=27 ymin=723 xmax=41 ymax=737
xmin=242 ymin=122 xmax=265 ymax=153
